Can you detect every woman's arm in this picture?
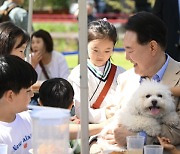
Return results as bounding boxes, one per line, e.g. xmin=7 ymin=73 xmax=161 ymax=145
xmin=69 ymin=118 xmax=112 ymax=140
xmin=69 ymin=123 xmax=103 ymax=140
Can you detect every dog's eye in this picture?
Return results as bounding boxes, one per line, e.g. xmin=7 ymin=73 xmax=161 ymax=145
xmin=146 ymin=94 xmax=151 ymax=98
xmin=157 ymin=94 xmax=162 ymax=98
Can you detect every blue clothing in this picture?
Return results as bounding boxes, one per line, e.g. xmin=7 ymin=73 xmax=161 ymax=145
xmin=140 ymin=54 xmax=169 ymax=83
xmin=152 ymin=54 xmax=169 ymax=82
xmin=0 ymin=1 xmax=28 ymax=31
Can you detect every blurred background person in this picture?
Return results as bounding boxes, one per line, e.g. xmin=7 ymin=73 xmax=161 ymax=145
xmin=31 ymin=29 xmax=70 ymax=81
xmin=30 ymin=29 xmax=69 ymax=105
xmin=72 ymin=1 xmax=97 ymax=23
xmin=153 ymin=0 xmax=180 ymax=62
xmin=0 ymin=0 xmax=28 ymax=31
xmin=86 ymin=1 xmax=97 ymax=23
xmin=134 ymin=0 xmax=152 ymax=12
xmin=94 ymin=0 xmax=107 ymax=13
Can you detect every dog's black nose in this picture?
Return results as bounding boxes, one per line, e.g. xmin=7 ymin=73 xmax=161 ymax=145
xmin=152 ymin=100 xmax=157 ymax=106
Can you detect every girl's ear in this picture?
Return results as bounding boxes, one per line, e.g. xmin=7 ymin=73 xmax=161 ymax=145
xmin=150 ymin=40 xmax=158 ymax=56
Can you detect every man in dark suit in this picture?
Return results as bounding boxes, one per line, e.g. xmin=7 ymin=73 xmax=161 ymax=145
xmin=153 ymin=0 xmax=180 ymax=62
xmin=134 ymin=0 xmax=152 ymax=12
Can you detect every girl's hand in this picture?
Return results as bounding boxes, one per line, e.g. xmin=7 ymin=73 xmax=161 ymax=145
xmin=70 ymin=115 xmax=80 ymax=124
xmin=31 ymin=50 xmax=43 ymax=68
xmin=157 ymin=136 xmax=175 ymax=151
xmin=105 ymin=105 xmax=116 ymax=119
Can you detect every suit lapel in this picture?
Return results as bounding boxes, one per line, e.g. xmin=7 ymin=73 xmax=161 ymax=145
xmin=162 ymin=57 xmax=180 ymax=86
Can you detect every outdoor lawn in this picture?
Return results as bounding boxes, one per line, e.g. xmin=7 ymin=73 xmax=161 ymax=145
xmin=65 ymin=51 xmax=133 ymax=70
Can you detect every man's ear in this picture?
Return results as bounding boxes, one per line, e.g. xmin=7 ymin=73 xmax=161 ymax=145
xmin=4 ymin=90 xmax=14 ymax=103
xmin=150 ymin=40 xmax=158 ymax=56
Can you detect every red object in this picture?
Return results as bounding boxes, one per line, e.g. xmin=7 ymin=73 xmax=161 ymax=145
xmin=92 ymin=64 xmax=117 ymax=109
xmin=24 ymin=143 xmax=27 ymax=148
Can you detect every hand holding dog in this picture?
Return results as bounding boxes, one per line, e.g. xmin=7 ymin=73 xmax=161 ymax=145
xmin=114 ymin=125 xmax=135 ymax=147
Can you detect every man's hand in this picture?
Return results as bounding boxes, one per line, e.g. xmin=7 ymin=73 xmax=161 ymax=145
xmin=114 ymin=125 xmax=135 ymax=147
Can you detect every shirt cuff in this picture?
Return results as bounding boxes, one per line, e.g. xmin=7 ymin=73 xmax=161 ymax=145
xmin=138 ymin=131 xmax=147 ymax=144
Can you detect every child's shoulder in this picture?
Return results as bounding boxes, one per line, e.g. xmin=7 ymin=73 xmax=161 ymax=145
xmin=18 ymin=111 xmax=31 ymax=122
xmin=0 ymin=111 xmax=31 ymax=129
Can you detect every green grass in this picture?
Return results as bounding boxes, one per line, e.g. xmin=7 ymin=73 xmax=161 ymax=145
xmin=33 ymin=22 xmax=78 ymax=33
xmin=111 ymin=52 xmax=133 ymax=70
xmin=65 ymin=52 xmax=133 ymax=70
xmin=65 ymin=54 xmax=79 ymax=70
xmin=54 ymin=38 xmax=78 ymax=52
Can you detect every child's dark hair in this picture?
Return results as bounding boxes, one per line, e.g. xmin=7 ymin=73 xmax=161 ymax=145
xmin=0 ymin=21 xmax=30 ymax=55
xmin=31 ymin=29 xmax=53 ymax=53
xmin=39 ymin=78 xmax=74 ymax=109
xmin=88 ymin=19 xmax=117 ymax=45
xmin=0 ymin=55 xmax=37 ymax=98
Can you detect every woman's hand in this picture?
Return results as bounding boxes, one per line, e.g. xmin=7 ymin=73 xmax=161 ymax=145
xmin=31 ymin=50 xmax=43 ymax=68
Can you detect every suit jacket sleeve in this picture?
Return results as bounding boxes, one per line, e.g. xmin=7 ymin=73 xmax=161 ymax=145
xmin=161 ymin=96 xmax=180 ymax=145
xmin=153 ymin=0 xmax=163 ymax=19
xmin=147 ymin=58 xmax=180 ymax=145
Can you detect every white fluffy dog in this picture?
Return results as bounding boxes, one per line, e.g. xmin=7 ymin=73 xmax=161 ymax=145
xmin=97 ymin=80 xmax=179 ymax=151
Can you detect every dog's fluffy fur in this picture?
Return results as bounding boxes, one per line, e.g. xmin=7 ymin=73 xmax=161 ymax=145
xmin=97 ymin=80 xmax=179 ymax=151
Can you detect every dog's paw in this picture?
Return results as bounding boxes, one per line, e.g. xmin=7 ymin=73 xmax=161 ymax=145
xmin=162 ymin=112 xmax=180 ymax=126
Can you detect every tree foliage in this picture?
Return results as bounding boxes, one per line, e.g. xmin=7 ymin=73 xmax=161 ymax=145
xmin=23 ymin=0 xmax=155 ymax=14
xmin=105 ymin=0 xmax=155 ymax=13
xmin=105 ymin=0 xmax=134 ymax=13
xmin=24 ymin=0 xmax=70 ymax=12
